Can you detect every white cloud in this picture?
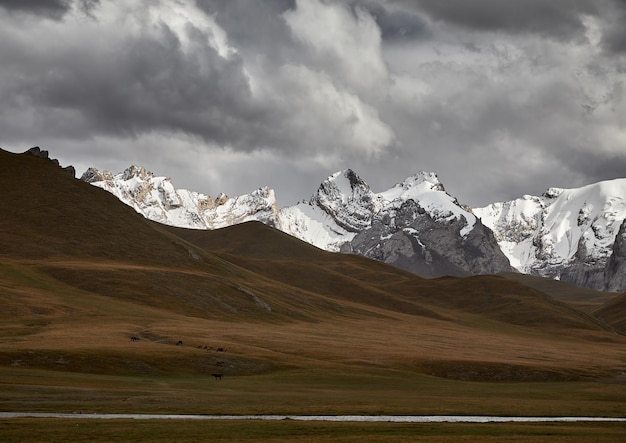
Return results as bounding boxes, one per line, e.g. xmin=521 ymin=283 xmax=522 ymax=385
xmin=263 ymin=64 xmax=395 ymax=157
xmin=283 ymin=0 xmax=388 ymax=92
xmin=1 ymin=0 xmax=625 ymax=208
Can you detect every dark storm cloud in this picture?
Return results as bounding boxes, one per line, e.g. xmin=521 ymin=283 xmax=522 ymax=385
xmin=564 ymin=150 xmax=626 ymax=185
xmin=0 ymin=0 xmax=397 ymax=172
xmin=405 ymin=0 xmax=599 ymax=40
xmin=0 ymin=0 xmax=98 ymax=19
xmin=196 ymin=0 xmax=297 ymax=64
xmin=0 ymin=0 xmax=624 ymax=208
xmin=0 ymin=0 xmax=70 ymax=19
xmin=601 ymin=0 xmax=626 ymax=54
xmin=0 ymin=6 xmax=276 ymax=150
xmin=352 ymin=1 xmax=431 ymax=42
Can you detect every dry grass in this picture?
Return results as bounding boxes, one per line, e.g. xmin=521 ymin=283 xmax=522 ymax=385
xmin=500 ymin=272 xmax=621 ymax=314
xmin=1 ymin=419 xmax=625 ymax=443
xmin=594 ymin=292 xmax=626 ymax=333
xmin=1 ymin=148 xmax=626 ymax=438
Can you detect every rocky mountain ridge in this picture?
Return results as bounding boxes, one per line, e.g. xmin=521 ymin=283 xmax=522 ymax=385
xmin=82 ymin=166 xmax=281 ymax=230
xmin=81 ymin=165 xmax=626 ymax=291
xmin=474 ymin=179 xmax=626 ymax=291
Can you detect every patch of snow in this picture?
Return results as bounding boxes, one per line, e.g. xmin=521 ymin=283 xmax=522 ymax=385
xmin=475 ymin=178 xmax=626 ymax=275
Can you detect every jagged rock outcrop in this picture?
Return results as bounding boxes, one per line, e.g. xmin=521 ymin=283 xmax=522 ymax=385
xmin=25 ymin=146 xmax=76 ymax=177
xmin=81 ymin=162 xmax=626 ymax=289
xmin=311 ymin=169 xmax=379 ymax=232
xmin=342 ymin=191 xmax=511 ymax=278
xmin=81 ymin=166 xmax=280 ymax=230
xmin=82 ymin=167 xmax=114 ymax=183
xmin=286 ymin=169 xmax=511 ymax=277
xmin=604 ymin=219 xmax=626 ymax=292
xmin=277 ymin=169 xmax=382 ymax=251
xmin=474 ymin=179 xmax=626 ymax=291
xmin=557 ymin=236 xmax=607 ymax=290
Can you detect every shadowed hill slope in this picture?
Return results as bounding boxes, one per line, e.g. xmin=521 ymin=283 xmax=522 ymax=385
xmin=499 ymin=271 xmax=619 ymax=313
xmin=0 ymin=149 xmax=207 ymax=268
xmin=0 ymin=149 xmax=349 ymax=320
xmin=170 ymin=221 xmax=611 ymax=332
xmin=1 ymin=148 xmax=626 ymax=385
xmin=1 ymin=146 xmax=613 ymax=331
xmin=594 ymin=292 xmax=626 ymax=333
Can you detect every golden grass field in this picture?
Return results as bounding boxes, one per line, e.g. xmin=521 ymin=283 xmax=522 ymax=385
xmin=1 ymin=149 xmax=625 ymax=441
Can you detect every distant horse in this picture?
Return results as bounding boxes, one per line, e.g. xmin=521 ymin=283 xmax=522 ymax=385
xmin=130 ymin=336 xmax=140 ymax=342
xmin=211 ymin=373 xmax=223 ymax=380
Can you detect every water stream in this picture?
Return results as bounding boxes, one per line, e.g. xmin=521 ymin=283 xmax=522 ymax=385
xmin=1 ymin=412 xmax=625 ymax=422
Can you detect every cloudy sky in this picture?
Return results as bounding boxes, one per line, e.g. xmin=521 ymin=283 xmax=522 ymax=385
xmin=1 ymin=0 xmax=625 ymax=206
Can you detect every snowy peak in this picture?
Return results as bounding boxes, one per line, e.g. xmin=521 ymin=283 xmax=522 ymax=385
xmin=82 ymin=166 xmax=280 ymax=230
xmin=276 ymin=169 xmax=379 ymax=252
xmin=206 ymin=186 xmax=280 ymax=229
xmin=341 ymin=171 xmax=508 ymax=277
xmin=83 ymin=165 xmax=153 ymax=183
xmin=380 ymin=172 xmax=476 ymax=236
xmin=311 ymin=169 xmax=379 ymax=233
xmin=542 ymin=187 xmax=565 ymax=199
xmin=121 ymin=165 xmax=153 ymax=181
xmin=382 ymin=171 xmax=444 ymax=197
xmin=81 ymin=167 xmax=113 ymax=183
xmin=81 ymin=162 xmax=626 ymax=290
xmin=278 ymin=169 xmax=482 ymax=258
xmin=314 ymin=169 xmax=370 ymax=203
xmin=475 ymin=178 xmax=626 ymax=286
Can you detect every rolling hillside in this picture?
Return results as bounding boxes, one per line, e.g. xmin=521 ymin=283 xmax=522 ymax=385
xmin=1 ymin=148 xmax=626 ymax=418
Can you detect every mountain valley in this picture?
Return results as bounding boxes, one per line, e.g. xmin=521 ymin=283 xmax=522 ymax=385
xmin=1 ymin=147 xmax=625 ymax=424
xmin=83 ymin=159 xmax=626 ymax=292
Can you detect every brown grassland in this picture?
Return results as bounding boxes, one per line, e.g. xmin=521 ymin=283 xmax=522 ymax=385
xmin=1 ymin=149 xmax=625 ymax=441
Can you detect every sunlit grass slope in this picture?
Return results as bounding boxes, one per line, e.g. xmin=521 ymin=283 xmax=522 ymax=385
xmin=1 ymin=148 xmax=626 ymax=419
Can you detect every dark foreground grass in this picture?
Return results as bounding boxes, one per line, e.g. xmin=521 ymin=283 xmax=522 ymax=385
xmin=1 ymin=419 xmax=625 ymax=442
xmin=2 ymin=367 xmax=626 ymax=418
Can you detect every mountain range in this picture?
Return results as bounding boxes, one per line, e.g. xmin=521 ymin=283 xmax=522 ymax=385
xmin=82 ymin=161 xmax=626 ymax=292
xmin=2 ymin=146 xmax=626 ymax=419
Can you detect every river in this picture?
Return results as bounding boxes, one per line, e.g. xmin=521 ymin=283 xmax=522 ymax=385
xmin=1 ymin=412 xmax=625 ymax=422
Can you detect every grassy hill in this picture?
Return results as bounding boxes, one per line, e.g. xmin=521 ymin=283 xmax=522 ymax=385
xmin=499 ymin=271 xmax=619 ymax=313
xmin=1 ymin=147 xmax=626 ymax=422
xmin=594 ymin=292 xmax=626 ymax=332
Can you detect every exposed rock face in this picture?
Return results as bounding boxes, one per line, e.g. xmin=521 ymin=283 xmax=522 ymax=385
xmin=81 ymin=162 xmax=626 ymax=289
xmin=25 ymin=146 xmax=50 ymax=159
xmin=277 ymin=169 xmax=382 ymax=251
xmin=557 ymin=237 xmax=607 ymax=290
xmin=25 ymin=147 xmax=76 ymax=177
xmin=604 ymin=220 xmax=626 ymax=292
xmin=82 ymin=167 xmax=114 ymax=183
xmin=82 ymin=166 xmax=511 ymax=278
xmin=330 ymin=170 xmax=512 ymax=277
xmin=343 ymin=199 xmax=511 ymax=277
xmin=81 ymin=166 xmax=280 ymax=230
xmin=474 ymin=179 xmax=626 ymax=291
xmin=311 ymin=169 xmax=379 ymax=233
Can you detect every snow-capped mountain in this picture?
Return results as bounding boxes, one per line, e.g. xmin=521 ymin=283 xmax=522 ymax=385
xmin=605 ymin=219 xmax=626 ymax=292
xmin=289 ymin=169 xmax=510 ymax=276
xmin=82 ymin=167 xmax=510 ymax=278
xmin=81 ymin=165 xmax=626 ymax=290
xmin=474 ymin=179 xmax=626 ymax=290
xmin=342 ymin=172 xmax=511 ymax=277
xmin=278 ymin=169 xmax=382 ymax=251
xmin=82 ymin=166 xmax=281 ymax=230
